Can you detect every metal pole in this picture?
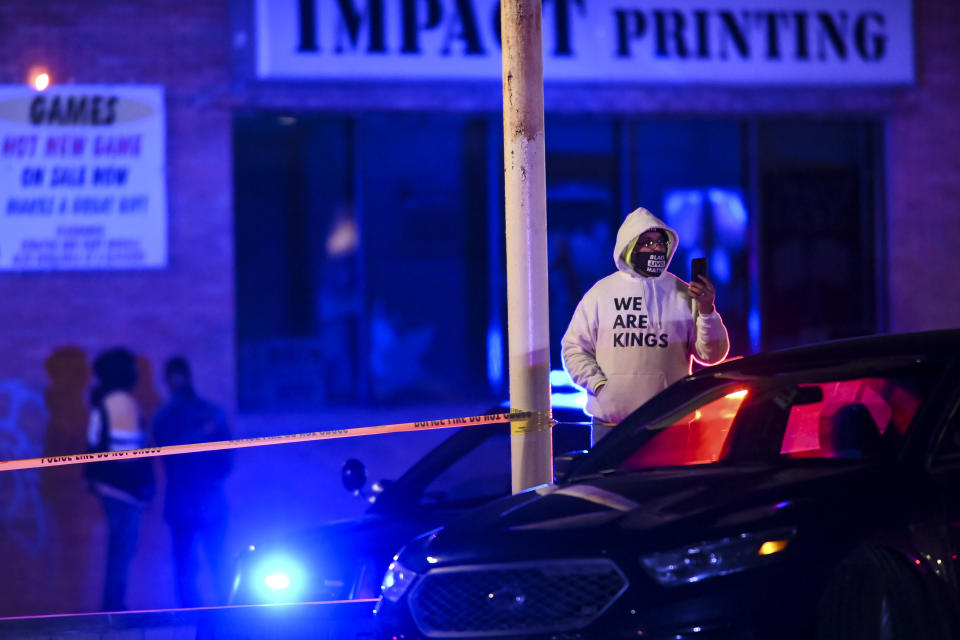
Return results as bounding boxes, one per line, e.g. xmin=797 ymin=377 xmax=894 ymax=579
xmin=501 ymin=0 xmax=553 ymax=493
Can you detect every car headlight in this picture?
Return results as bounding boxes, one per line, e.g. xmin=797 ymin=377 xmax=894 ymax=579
xmin=252 ymin=554 xmax=308 ymax=602
xmin=640 ymin=527 xmax=795 ymax=586
xmin=380 ymin=558 xmax=419 ymax=602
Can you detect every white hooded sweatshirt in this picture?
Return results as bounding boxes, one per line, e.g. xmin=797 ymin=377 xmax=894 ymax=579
xmin=561 ymin=207 xmax=730 ymax=424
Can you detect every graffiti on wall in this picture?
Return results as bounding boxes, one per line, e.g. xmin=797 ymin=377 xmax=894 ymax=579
xmin=0 ymin=379 xmax=49 ymax=552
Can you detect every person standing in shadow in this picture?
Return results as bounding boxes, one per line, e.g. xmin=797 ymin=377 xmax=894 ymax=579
xmin=152 ymin=356 xmax=233 ymax=607
xmin=85 ymin=347 xmax=155 ymax=611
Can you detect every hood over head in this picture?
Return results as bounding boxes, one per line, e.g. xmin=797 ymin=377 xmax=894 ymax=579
xmin=613 ymin=207 xmax=679 ymax=278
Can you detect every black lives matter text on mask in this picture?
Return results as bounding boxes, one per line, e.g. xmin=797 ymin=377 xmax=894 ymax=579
xmin=612 ymin=297 xmax=668 ymax=348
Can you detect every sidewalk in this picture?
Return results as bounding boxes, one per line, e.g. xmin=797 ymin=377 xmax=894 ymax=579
xmin=0 ymin=600 xmax=377 ymax=640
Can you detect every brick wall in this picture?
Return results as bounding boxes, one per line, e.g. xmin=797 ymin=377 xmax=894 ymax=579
xmin=0 ymin=0 xmax=235 ymax=413
xmin=0 ymin=0 xmax=233 ymax=615
xmin=887 ymin=0 xmax=960 ymax=331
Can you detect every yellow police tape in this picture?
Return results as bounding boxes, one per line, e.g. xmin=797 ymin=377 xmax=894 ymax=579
xmin=0 ymin=409 xmax=553 ymax=473
xmin=508 ymin=407 xmax=554 ymax=436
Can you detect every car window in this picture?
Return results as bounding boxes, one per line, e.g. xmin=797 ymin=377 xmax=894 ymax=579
xmin=417 ymin=432 xmax=511 ymax=508
xmin=616 ymin=366 xmax=941 ymax=472
xmin=622 ymin=389 xmax=748 ymax=468
xmin=779 ymin=377 xmax=922 ymax=458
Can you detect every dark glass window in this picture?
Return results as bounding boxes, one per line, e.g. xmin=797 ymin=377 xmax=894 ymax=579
xmin=617 ymin=367 xmax=939 ymax=471
xmin=758 ymin=120 xmax=880 ymax=350
xmin=234 ymin=114 xmax=883 ymax=412
xmin=234 ymin=114 xmax=490 ymax=410
xmin=418 ymin=432 xmax=511 ymax=508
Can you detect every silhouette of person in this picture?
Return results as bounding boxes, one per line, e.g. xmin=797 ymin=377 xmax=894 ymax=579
xmin=152 ymin=356 xmax=233 ymax=607
xmin=85 ymin=346 xmax=155 ymax=611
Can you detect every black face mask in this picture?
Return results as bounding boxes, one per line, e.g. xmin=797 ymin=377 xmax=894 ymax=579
xmin=633 ymin=252 xmax=666 ymax=276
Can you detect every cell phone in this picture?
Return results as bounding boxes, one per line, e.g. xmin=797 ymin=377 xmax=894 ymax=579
xmin=691 ymin=257 xmax=707 ymax=284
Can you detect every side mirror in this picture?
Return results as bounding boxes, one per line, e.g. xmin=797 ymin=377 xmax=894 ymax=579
xmin=553 ymin=449 xmax=588 ymax=483
xmin=342 ymin=458 xmax=367 ymax=493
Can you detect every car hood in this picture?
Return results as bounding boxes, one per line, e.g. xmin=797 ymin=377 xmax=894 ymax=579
xmin=409 ymin=462 xmax=890 ymax=567
xmin=252 ymin=512 xmax=442 ymax=558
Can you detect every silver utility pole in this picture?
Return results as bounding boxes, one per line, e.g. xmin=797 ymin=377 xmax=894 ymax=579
xmin=501 ymin=0 xmax=553 ymax=493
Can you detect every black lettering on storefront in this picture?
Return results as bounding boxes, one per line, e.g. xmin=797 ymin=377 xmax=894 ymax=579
xmin=654 ymin=9 xmax=688 ymax=58
xmin=611 ymin=8 xmax=885 ymax=64
xmin=816 ymin=11 xmax=847 ymax=60
xmin=298 ymin=0 xmax=319 ymax=50
xmin=547 ymin=0 xmax=583 ymax=56
xmin=718 ymin=10 xmax=749 ymax=59
xmin=402 ymin=0 xmax=443 ymax=53
xmin=614 ymin=9 xmax=645 ymax=57
xmin=694 ymin=10 xmax=709 ymax=58
xmin=855 ymin=11 xmax=885 ymax=60
xmin=793 ymin=11 xmax=809 ymax=59
xmin=441 ymin=0 xmax=484 ymax=54
xmin=758 ymin=11 xmax=788 ymax=59
xmin=289 ymin=2 xmax=890 ymax=65
xmin=335 ymin=0 xmax=387 ymax=52
xmin=29 ymin=96 xmax=118 ymax=126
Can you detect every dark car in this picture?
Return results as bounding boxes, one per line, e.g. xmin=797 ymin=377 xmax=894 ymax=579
xmin=229 ymin=396 xmax=590 ymax=605
xmin=374 ymin=329 xmax=960 ymax=640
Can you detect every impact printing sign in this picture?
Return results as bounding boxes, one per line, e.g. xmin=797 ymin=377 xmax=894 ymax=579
xmin=0 ymin=85 xmax=167 ymax=271
xmin=256 ymin=0 xmax=913 ymax=84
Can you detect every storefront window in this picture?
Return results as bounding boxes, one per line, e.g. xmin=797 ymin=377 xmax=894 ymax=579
xmin=234 ymin=114 xmax=882 ymax=412
xmin=758 ymin=120 xmax=880 ymax=350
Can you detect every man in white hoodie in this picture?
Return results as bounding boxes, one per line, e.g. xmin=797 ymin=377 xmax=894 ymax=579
xmin=561 ymin=207 xmax=730 ymax=444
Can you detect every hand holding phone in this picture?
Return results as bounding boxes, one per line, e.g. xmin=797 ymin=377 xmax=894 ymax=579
xmin=689 ymin=257 xmax=715 ymax=313
xmin=690 ymin=257 xmax=707 ymax=285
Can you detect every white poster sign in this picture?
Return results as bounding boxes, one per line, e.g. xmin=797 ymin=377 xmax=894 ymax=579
xmin=0 ymin=85 xmax=167 ymax=271
xmin=256 ymin=0 xmax=913 ymax=84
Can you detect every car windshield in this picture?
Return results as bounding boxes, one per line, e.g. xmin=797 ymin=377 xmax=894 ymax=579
xmin=573 ymin=361 xmax=944 ymax=475
xmin=367 ymin=424 xmax=516 ymax=516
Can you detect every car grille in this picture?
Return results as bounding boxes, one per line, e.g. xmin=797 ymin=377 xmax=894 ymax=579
xmin=408 ymin=558 xmax=628 ymax=637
